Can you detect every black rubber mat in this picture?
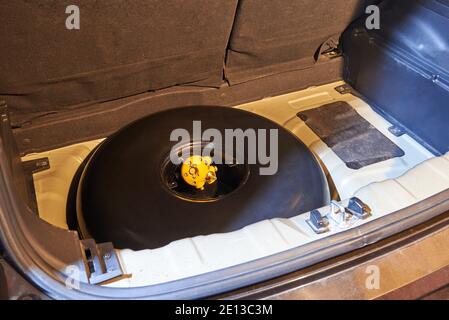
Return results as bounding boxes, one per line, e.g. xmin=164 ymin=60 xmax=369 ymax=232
xmin=297 ymin=101 xmax=405 ymax=170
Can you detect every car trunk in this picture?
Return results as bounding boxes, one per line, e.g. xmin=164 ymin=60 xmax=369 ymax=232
xmin=0 ymin=0 xmax=449 ymax=298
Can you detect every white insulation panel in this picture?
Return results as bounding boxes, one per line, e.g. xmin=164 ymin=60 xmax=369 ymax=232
xmin=22 ymin=81 xmax=448 ymax=287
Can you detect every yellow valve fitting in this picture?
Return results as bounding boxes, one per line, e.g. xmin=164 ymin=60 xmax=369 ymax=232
xmin=181 ymin=155 xmax=218 ymax=190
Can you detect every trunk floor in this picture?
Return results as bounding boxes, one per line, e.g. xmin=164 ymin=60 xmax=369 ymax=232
xmin=22 ymin=81 xmax=449 ymax=288
xmin=238 ymin=81 xmax=434 ymax=200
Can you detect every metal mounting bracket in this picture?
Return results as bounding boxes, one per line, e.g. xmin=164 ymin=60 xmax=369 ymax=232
xmin=334 ymin=84 xmax=353 ymax=95
xmin=80 ymin=239 xmax=123 ymax=285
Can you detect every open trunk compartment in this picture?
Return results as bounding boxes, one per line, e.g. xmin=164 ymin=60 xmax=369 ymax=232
xmin=1 ymin=0 xmax=449 ymax=299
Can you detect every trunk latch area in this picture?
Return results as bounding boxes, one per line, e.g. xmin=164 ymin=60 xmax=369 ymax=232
xmin=307 ymin=197 xmax=372 ymax=234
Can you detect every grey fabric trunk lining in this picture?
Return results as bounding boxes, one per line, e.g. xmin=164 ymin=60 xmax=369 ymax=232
xmin=0 ymin=0 xmax=239 ymax=115
xmin=13 ymin=58 xmax=344 ymax=155
xmin=225 ymin=0 xmax=380 ymax=85
xmin=1 ymin=0 xmax=374 ymax=116
xmin=297 ymin=101 xmax=405 ymax=170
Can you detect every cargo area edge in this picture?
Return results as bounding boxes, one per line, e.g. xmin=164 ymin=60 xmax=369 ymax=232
xmin=1 ymin=0 xmax=449 ymax=300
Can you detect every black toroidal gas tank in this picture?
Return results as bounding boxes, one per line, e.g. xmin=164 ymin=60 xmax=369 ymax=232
xmin=68 ymin=106 xmax=329 ymax=250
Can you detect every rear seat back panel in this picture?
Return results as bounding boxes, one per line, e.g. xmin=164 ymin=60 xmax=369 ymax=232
xmin=0 ymin=0 xmax=238 ymax=116
xmin=225 ymin=0 xmax=378 ymax=84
